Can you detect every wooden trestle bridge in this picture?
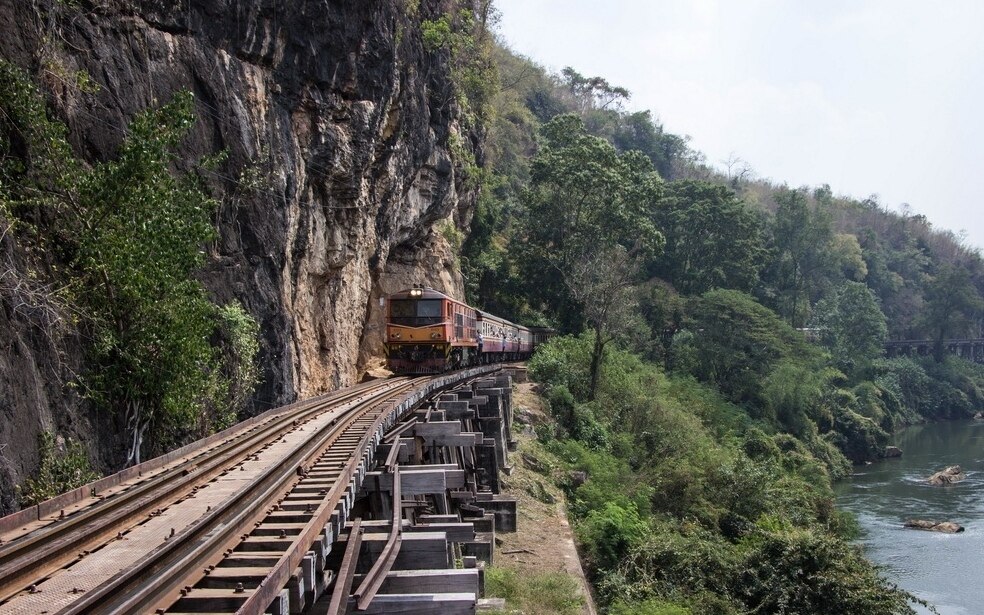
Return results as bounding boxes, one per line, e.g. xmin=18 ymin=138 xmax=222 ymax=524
xmin=0 ymin=366 xmax=521 ymax=614
xmin=884 ymin=338 xmax=984 ymax=363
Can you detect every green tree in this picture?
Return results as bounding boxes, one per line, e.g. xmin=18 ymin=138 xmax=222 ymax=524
xmin=653 ymin=180 xmax=767 ymax=295
xmin=815 ymin=282 xmax=888 ymax=375
xmin=769 ymin=189 xmax=835 ymax=327
xmin=920 ymin=265 xmax=983 ymax=361
xmin=564 ymin=245 xmax=642 ymax=399
xmin=519 ymin=114 xmax=663 ymax=331
xmin=685 ymin=290 xmax=814 ymax=405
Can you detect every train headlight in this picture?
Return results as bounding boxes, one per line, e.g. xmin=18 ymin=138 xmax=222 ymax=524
xmin=409 ymin=288 xmax=422 ymax=297
xmin=430 ymin=332 xmax=441 ymax=339
xmin=391 ymin=332 xmax=401 ymax=339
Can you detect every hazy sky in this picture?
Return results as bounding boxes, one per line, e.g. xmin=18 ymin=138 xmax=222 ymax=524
xmin=495 ymin=0 xmax=984 ymax=249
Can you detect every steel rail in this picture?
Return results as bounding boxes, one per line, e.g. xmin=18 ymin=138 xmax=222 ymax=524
xmin=0 ymin=378 xmax=402 ymax=606
xmin=347 ymin=368 xmax=498 ymax=612
xmin=352 ymin=465 xmax=402 ymax=610
xmin=325 ymin=518 xmax=363 ymax=615
xmin=234 ymin=365 xmax=499 ymax=614
xmin=55 ymin=379 xmax=422 ymax=614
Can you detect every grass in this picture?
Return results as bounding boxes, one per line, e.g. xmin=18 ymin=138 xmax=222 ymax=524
xmin=484 ymin=565 xmax=585 ymax=615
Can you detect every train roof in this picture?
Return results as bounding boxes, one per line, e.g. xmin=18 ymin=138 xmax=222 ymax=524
xmin=385 ymin=287 xmax=532 ymax=332
xmin=476 ymin=311 xmax=529 ymax=331
xmin=387 ymin=287 xmax=456 ymax=301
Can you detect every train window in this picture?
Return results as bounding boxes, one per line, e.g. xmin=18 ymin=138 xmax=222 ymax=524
xmin=389 ymin=299 xmax=444 ymax=326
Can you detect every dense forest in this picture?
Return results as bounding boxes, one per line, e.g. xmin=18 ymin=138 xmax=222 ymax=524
xmin=435 ymin=3 xmax=984 ymax=613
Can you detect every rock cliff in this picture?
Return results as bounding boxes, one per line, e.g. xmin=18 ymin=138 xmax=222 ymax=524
xmin=0 ymin=0 xmax=478 ymax=512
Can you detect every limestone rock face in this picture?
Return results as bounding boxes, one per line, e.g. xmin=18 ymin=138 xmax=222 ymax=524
xmin=0 ymin=0 xmax=476 ymax=510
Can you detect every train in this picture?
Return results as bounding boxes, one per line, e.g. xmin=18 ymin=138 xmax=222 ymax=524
xmin=383 ymin=286 xmax=553 ymax=374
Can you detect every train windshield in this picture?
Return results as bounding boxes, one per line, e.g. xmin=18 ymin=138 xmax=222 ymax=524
xmin=389 ymin=299 xmax=444 ymax=326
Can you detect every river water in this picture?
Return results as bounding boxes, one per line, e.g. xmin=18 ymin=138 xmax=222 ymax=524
xmin=835 ymin=419 xmax=984 ymax=614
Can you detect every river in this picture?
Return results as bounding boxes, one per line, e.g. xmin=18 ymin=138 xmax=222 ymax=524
xmin=835 ymin=419 xmax=984 ymax=614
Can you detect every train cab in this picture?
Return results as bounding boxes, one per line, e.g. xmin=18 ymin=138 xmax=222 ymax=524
xmin=385 ymin=287 xmax=477 ymax=373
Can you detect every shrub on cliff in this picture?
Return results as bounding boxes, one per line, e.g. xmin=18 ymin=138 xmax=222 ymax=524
xmin=0 ymin=61 xmax=259 ymax=466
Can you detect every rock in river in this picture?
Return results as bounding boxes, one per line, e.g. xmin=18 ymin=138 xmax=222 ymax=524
xmin=927 ymin=465 xmax=966 ymax=485
xmin=904 ymin=519 xmax=965 ymax=533
xmin=883 ymin=446 xmax=903 ymax=458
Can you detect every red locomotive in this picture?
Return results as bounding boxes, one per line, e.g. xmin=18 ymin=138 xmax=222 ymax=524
xmin=384 ymin=286 xmax=549 ymax=374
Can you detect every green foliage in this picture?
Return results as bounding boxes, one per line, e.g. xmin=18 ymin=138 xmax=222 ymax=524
xmin=815 ymin=281 xmax=888 ymax=375
xmin=736 ymin=526 xmax=918 ymax=614
xmin=920 ymin=264 xmax=983 ymax=361
xmin=609 ymin=599 xmax=691 ymax=615
xmin=577 ymin=501 xmax=648 ymax=571
xmin=528 ymin=336 xmax=916 ymax=613
xmin=683 ymin=289 xmax=815 ymax=405
xmin=761 ymin=360 xmax=838 ymax=436
xmin=767 ymin=188 xmax=836 ymax=327
xmin=18 ymin=432 xmax=98 ymax=506
xmin=420 ymin=5 xmax=498 ymax=130
xmin=484 ymin=566 xmax=584 ymax=615
xmin=653 ymin=180 xmax=767 ymax=295
xmin=213 ymin=302 xmax=262 ymax=429
xmin=0 ymin=62 xmax=260 ymax=461
xmin=529 ymin=333 xmax=592 ymax=399
xmin=875 ymin=356 xmax=981 ymax=422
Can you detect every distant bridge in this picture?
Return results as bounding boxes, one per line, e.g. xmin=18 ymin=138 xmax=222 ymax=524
xmin=884 ymin=338 xmax=984 ymax=363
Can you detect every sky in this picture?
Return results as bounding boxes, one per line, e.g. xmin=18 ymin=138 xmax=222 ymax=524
xmin=494 ymin=0 xmax=984 ymax=250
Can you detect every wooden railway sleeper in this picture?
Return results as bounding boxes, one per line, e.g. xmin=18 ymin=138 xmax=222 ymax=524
xmin=50 ymin=381 xmax=419 ymax=615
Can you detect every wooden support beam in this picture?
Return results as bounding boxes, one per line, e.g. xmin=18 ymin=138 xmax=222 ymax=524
xmin=364 ymin=468 xmax=466 ymax=495
xmin=198 ymin=567 xmax=271 ymax=589
xmin=412 ymin=421 xmax=465 ymax=437
xmin=418 ymin=514 xmax=460 ymax=524
xmin=330 ymin=532 xmax=451 ymax=571
xmin=351 ymin=520 xmax=476 ymax=543
xmin=352 ymin=569 xmax=480 ymax=595
xmin=347 ymin=592 xmax=477 ymax=615
xmin=168 ymin=588 xmax=251 ymax=612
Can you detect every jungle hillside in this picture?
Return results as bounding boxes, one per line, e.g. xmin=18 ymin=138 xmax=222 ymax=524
xmin=450 ymin=6 xmax=984 ymax=614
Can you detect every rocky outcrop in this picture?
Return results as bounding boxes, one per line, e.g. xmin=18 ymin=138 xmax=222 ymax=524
xmin=927 ymin=465 xmax=965 ymax=485
xmin=883 ymin=446 xmax=903 ymax=458
xmin=0 ymin=0 xmax=480 ymax=509
xmin=903 ymin=520 xmax=965 ymax=533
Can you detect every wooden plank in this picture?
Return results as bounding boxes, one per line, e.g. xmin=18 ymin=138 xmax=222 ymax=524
xmin=416 ymin=433 xmax=485 ymax=448
xmin=198 ymin=567 xmax=271 ymax=589
xmin=418 ymin=514 xmax=460 ymax=524
xmin=169 ymin=588 xmax=252 ymax=612
xmin=353 ymin=569 xmax=480 ymax=595
xmin=219 ymin=553 xmax=283 ymax=568
xmin=365 ymin=469 xmax=466 ymax=495
xmin=344 ymin=592 xmax=477 ymax=615
xmin=331 ymin=532 xmax=450 ymax=571
xmin=352 ymin=521 xmax=476 ymax=542
xmin=411 ymin=421 xmax=464 ymax=436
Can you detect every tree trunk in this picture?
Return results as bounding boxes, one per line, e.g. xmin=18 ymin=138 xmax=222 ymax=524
xmin=125 ymin=399 xmax=148 ymax=467
xmin=588 ymin=325 xmax=605 ymax=401
xmin=933 ymin=331 xmax=946 ymax=363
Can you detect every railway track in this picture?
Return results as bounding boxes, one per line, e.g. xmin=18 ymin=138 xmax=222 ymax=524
xmin=0 ymin=366 xmax=498 ymax=614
